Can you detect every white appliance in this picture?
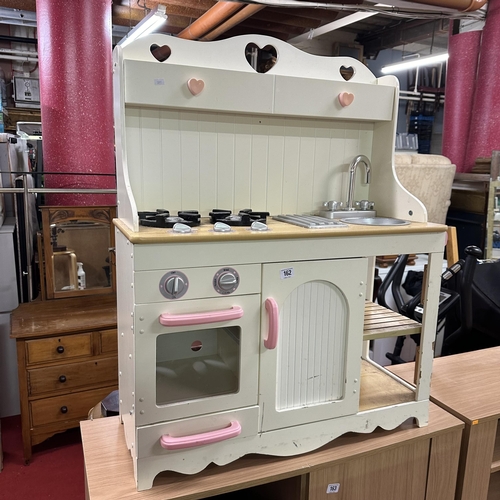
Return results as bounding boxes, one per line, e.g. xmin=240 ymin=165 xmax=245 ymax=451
xmin=0 ymin=218 xmax=20 ymax=417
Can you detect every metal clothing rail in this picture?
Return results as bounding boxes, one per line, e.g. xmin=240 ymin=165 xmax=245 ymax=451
xmin=0 ymin=172 xmax=117 ymax=302
xmin=399 ymin=90 xmax=445 ymax=104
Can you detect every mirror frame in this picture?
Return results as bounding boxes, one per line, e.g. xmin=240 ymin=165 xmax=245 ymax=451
xmin=40 ymin=205 xmax=116 ymax=300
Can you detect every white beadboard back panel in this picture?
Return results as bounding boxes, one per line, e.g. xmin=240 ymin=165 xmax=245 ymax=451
xmin=277 ymin=281 xmax=347 ymax=410
xmin=125 ymin=106 xmax=373 ymax=215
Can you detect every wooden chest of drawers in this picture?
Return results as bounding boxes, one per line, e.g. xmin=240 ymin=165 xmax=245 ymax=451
xmin=10 ymin=294 xmax=117 ymax=463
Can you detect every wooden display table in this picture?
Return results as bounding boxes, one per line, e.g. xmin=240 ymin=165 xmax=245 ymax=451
xmin=81 ymin=403 xmax=463 ymax=500
xmin=390 ymin=347 xmax=500 ymax=500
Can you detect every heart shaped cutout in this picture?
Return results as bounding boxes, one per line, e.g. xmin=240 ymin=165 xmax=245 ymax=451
xmin=150 ymin=44 xmax=171 ymax=62
xmin=187 ymin=78 xmax=205 ymax=96
xmin=338 ymin=91 xmax=355 ymax=107
xmin=245 ymin=42 xmax=277 ymax=73
xmin=340 ymin=65 xmax=355 ymax=81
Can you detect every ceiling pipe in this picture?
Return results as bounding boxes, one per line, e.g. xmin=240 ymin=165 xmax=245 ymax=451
xmin=177 ymin=1 xmax=245 ymax=40
xmin=393 ymin=0 xmax=487 ymax=11
xmin=0 ymin=48 xmax=38 ymax=56
xmin=238 ymin=0 xmax=486 ymax=13
xmin=0 ymin=54 xmax=37 ymax=62
xmin=201 ymin=5 xmax=266 ymax=41
xmin=0 ymin=34 xmax=36 ymax=45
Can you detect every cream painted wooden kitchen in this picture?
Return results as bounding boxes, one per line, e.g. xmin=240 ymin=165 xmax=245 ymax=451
xmin=112 ymin=34 xmax=446 ymax=490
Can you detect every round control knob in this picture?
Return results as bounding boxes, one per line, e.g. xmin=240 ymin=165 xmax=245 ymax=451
xmin=159 ymin=271 xmax=189 ymax=300
xmin=165 ymin=276 xmax=186 ymax=297
xmin=218 ymin=272 xmax=238 ymax=290
xmin=213 ymin=268 xmax=240 ymax=295
xmin=56 ymin=346 xmax=64 ymax=354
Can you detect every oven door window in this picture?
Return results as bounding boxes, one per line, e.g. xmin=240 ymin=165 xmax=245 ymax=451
xmin=156 ymin=327 xmax=241 ymax=405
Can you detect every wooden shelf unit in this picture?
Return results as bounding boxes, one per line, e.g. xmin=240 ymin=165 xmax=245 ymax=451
xmin=391 ymin=347 xmax=500 ymax=500
xmin=3 ymin=106 xmax=41 ymax=133
xmin=448 ymin=171 xmax=500 ymax=260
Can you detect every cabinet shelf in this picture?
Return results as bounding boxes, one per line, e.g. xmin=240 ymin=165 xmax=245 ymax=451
xmin=360 ymin=360 xmax=415 ymax=411
xmin=363 ymin=301 xmax=421 ymax=341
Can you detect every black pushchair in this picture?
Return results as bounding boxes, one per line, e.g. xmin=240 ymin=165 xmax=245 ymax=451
xmin=378 ymin=245 xmax=500 ymax=362
xmin=442 ymin=253 xmax=500 ymax=354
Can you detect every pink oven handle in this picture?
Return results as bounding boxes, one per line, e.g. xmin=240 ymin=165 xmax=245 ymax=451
xmin=159 ymin=421 xmax=241 ymax=450
xmin=159 ymin=306 xmax=243 ymax=327
xmin=264 ymin=297 xmax=279 ymax=349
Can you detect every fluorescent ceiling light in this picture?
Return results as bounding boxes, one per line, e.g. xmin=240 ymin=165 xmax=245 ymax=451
xmin=119 ymin=5 xmax=167 ymax=48
xmin=289 ymin=12 xmax=377 ymax=44
xmin=381 ymin=53 xmax=449 ymax=74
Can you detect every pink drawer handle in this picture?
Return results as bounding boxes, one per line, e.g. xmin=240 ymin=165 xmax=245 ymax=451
xmin=159 ymin=306 xmax=243 ymax=327
xmin=264 ymin=297 xmax=279 ymax=349
xmin=160 ymin=421 xmax=241 ymax=450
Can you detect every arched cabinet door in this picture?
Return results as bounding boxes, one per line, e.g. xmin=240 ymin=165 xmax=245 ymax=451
xmin=260 ymin=257 xmax=368 ymax=432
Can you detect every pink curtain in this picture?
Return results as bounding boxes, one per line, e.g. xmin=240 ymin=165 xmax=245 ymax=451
xmin=36 ymin=0 xmax=115 ymax=205
xmin=442 ymin=27 xmax=481 ymax=173
xmin=464 ymin=0 xmax=500 ymax=171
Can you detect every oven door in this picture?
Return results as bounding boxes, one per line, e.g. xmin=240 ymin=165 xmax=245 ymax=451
xmin=133 ymin=294 xmax=260 ymax=426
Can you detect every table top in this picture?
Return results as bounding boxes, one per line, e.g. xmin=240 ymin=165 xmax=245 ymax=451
xmin=81 ymin=404 xmax=462 ymax=500
xmin=390 ymin=347 xmax=500 ymax=424
xmin=10 ymin=294 xmax=117 ymax=339
xmin=114 ymin=218 xmax=447 ymax=245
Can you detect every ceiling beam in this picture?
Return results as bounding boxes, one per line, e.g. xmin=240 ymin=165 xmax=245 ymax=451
xmin=111 ymin=4 xmax=207 ymax=28
xmin=0 ymin=0 xmax=35 ymax=11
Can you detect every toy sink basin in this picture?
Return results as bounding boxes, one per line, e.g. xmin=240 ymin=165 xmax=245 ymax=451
xmin=340 ymin=217 xmax=410 ymax=226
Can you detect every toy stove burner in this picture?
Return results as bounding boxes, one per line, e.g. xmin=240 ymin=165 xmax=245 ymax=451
xmin=138 ymin=210 xmax=201 ymax=228
xmin=209 ymin=208 xmax=270 ymax=227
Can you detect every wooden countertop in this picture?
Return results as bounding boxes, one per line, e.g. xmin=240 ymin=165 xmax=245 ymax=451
xmin=81 ymin=403 xmax=462 ymax=500
xmin=114 ymin=218 xmax=447 ymax=245
xmin=10 ymin=294 xmax=117 ymax=339
xmin=390 ymin=347 xmax=500 ymax=424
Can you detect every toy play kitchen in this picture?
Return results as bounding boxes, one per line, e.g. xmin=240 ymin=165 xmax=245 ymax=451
xmin=113 ymin=34 xmax=446 ymax=490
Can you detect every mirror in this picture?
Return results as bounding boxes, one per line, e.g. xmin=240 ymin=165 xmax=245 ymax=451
xmin=40 ymin=206 xmax=116 ymax=299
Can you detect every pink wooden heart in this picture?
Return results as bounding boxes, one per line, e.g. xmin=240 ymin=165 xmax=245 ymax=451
xmin=187 ymin=78 xmax=204 ymax=96
xmin=338 ymin=92 xmax=355 ymax=107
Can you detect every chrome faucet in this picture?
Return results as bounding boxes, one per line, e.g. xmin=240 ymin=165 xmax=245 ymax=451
xmin=346 ymin=155 xmax=371 ymax=210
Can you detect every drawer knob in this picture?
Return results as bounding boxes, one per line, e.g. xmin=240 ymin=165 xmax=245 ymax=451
xmin=60 ymin=406 xmax=68 ymax=414
xmin=56 ymin=346 xmax=65 ymax=354
xmin=59 ymin=375 xmax=67 ymax=383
